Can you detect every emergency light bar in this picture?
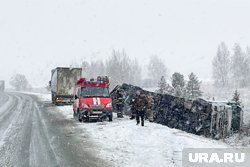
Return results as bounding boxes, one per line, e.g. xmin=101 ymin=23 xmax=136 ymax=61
xmin=76 ymin=76 xmax=110 ymax=88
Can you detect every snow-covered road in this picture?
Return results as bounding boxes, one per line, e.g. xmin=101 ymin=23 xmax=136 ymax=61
xmin=0 ymin=92 xmax=111 ymax=167
xmin=33 ymin=93 xmax=229 ymax=167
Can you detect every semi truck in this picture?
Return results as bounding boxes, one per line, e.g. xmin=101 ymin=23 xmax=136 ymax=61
xmin=73 ymin=76 xmax=113 ymax=122
xmin=50 ymin=67 xmax=82 ymax=105
xmin=0 ymin=80 xmax=5 ymax=92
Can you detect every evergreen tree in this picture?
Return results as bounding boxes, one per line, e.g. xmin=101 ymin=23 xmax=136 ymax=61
xmin=171 ymin=72 xmax=185 ymax=97
xmin=232 ymin=89 xmax=241 ymax=106
xmin=185 ymin=72 xmax=202 ymax=99
xmin=156 ymin=76 xmax=173 ymax=94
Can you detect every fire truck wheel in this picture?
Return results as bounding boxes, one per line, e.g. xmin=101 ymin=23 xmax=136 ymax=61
xmin=108 ymin=115 xmax=113 ymax=121
xmin=77 ymin=110 xmax=83 ymax=122
xmin=73 ymin=111 xmax=78 ymax=121
xmin=78 ymin=116 xmax=83 ymax=122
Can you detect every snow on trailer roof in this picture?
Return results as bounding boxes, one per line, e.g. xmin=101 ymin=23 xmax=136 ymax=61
xmin=208 ymin=101 xmax=232 ymax=110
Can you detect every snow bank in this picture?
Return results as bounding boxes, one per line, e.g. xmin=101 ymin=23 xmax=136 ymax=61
xmin=30 ymin=93 xmax=230 ymax=167
xmin=56 ymin=106 xmax=227 ymax=167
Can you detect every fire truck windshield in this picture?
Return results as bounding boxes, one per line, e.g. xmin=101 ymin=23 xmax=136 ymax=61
xmin=81 ymin=87 xmax=110 ymax=97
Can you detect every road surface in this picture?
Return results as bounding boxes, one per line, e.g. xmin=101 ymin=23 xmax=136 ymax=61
xmin=0 ymin=92 xmax=111 ymax=167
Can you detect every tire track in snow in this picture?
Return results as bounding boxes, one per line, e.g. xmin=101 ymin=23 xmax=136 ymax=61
xmin=29 ymin=102 xmax=59 ymax=167
xmin=0 ymin=93 xmax=9 ymax=108
xmin=0 ymin=92 xmax=112 ymax=167
xmin=0 ymin=93 xmax=21 ymax=148
xmin=0 ymin=93 xmax=32 ymax=167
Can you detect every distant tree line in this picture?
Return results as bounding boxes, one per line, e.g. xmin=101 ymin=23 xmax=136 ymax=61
xmin=156 ymin=72 xmax=202 ymax=99
xmin=71 ymin=50 xmax=169 ymax=89
xmin=212 ymin=42 xmax=250 ymax=88
xmin=70 ymin=49 xmax=203 ymax=99
xmin=9 ymin=73 xmax=32 ymax=91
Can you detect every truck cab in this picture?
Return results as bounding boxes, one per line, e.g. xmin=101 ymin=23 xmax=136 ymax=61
xmin=73 ymin=76 xmax=113 ymax=122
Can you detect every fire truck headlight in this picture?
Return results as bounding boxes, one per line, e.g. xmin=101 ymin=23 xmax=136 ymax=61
xmin=106 ymin=102 xmax=112 ymax=109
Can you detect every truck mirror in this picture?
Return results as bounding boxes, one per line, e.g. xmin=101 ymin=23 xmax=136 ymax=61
xmin=49 ymin=81 xmax=51 ymax=87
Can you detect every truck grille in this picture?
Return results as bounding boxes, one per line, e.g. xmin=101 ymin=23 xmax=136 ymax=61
xmin=90 ymin=105 xmax=103 ymax=110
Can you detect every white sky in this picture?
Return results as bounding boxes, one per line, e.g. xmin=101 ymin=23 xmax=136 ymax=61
xmin=1 ymin=0 xmax=250 ymax=87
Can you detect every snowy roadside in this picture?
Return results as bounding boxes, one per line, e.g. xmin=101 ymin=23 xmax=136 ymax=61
xmin=30 ymin=92 xmax=230 ymax=167
xmin=57 ymin=106 xmax=228 ymax=167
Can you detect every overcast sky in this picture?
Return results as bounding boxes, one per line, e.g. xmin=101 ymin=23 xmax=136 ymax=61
xmin=1 ymin=0 xmax=250 ymax=87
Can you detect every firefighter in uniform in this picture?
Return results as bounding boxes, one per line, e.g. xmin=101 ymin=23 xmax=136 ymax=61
xmin=134 ymin=91 xmax=148 ymax=126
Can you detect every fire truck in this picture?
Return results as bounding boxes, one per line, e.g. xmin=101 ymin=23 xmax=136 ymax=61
xmin=73 ymin=76 xmax=113 ymax=122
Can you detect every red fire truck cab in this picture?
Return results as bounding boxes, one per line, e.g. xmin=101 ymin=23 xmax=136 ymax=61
xmin=73 ymin=76 xmax=113 ymax=122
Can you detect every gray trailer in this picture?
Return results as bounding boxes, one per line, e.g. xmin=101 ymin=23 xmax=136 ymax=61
xmin=50 ymin=67 xmax=82 ymax=105
xmin=0 ymin=80 xmax=5 ymax=92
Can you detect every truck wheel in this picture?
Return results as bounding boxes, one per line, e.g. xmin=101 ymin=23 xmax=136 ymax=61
xmin=73 ymin=111 xmax=77 ymax=120
xmin=77 ymin=110 xmax=83 ymax=122
xmin=109 ymin=115 xmax=113 ymax=122
xmin=78 ymin=115 xmax=83 ymax=122
xmin=51 ymin=93 xmax=55 ymax=104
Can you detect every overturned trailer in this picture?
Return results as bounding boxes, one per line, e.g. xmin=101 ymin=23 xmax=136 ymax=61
xmin=111 ymin=83 xmax=243 ymax=139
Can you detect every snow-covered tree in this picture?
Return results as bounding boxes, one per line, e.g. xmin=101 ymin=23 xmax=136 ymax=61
xmin=106 ymin=49 xmax=141 ymax=88
xmin=128 ymin=59 xmax=142 ymax=86
xmin=80 ymin=61 xmax=90 ymax=78
xmin=69 ymin=60 xmax=80 ymax=68
xmin=231 ymin=44 xmax=248 ymax=88
xmin=231 ymin=89 xmax=241 ymax=106
xmin=244 ymin=47 xmax=250 ymax=87
xmin=171 ymin=72 xmax=185 ymax=97
xmin=10 ymin=74 xmax=28 ymax=91
xmin=79 ymin=60 xmax=106 ymax=79
xmin=212 ymin=42 xmax=230 ymax=87
xmin=156 ymin=76 xmax=173 ymax=94
xmin=88 ymin=60 xmax=106 ymax=77
xmin=185 ymin=72 xmax=202 ymax=99
xmin=148 ymin=55 xmax=168 ymax=86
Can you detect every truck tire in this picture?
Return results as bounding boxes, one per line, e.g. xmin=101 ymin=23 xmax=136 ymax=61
xmin=109 ymin=114 xmax=113 ymax=122
xmin=73 ymin=111 xmax=77 ymax=120
xmin=77 ymin=110 xmax=83 ymax=122
xmin=51 ymin=93 xmax=55 ymax=104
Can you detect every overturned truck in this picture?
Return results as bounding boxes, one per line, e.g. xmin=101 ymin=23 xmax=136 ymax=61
xmin=111 ymin=83 xmax=243 ymax=139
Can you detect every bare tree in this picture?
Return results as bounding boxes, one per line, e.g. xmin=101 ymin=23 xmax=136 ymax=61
xmin=88 ymin=60 xmax=106 ymax=78
xmin=80 ymin=61 xmax=90 ymax=78
xmin=129 ymin=58 xmax=142 ymax=86
xmin=106 ymin=49 xmax=142 ymax=88
xmin=231 ymin=43 xmax=248 ymax=88
xmin=245 ymin=47 xmax=250 ymax=87
xmin=148 ymin=55 xmax=168 ymax=86
xmin=10 ymin=74 xmax=29 ymax=91
xmin=212 ymin=42 xmax=230 ymax=87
